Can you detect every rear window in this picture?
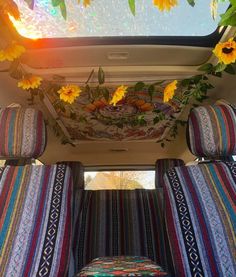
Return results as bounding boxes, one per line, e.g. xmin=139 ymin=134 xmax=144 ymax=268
xmin=11 ymin=0 xmax=228 ymax=46
xmin=84 ymin=170 xmax=155 ymax=190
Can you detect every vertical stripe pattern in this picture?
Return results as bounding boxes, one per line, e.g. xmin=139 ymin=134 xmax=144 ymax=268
xmin=164 ymin=162 xmax=236 ymax=277
xmin=0 ymin=108 xmax=46 ymax=159
xmin=187 ymin=104 xmax=236 ymax=158
xmin=74 ymin=189 xmax=165 ymax=272
xmin=155 ymin=159 xmax=184 ymax=188
xmin=0 ymin=164 xmax=73 ymax=277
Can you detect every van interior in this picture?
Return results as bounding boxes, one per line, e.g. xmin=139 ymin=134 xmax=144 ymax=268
xmin=0 ymin=1 xmax=235 ymax=277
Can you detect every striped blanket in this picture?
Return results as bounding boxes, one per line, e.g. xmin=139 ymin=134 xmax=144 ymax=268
xmin=164 ymin=161 xmax=236 ymax=277
xmin=0 ymin=164 xmax=73 ymax=277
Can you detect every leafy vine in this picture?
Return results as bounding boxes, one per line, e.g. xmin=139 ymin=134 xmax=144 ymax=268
xmin=0 ymin=0 xmax=235 ymax=146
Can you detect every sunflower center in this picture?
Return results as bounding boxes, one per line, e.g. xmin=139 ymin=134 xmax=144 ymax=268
xmin=66 ymin=90 xmax=73 ymax=95
xmin=222 ymin=47 xmax=234 ymax=54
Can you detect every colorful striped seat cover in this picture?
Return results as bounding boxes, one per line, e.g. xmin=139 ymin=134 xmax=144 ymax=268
xmin=75 ymin=190 xmax=165 ymax=272
xmin=77 ymin=256 xmax=169 ymax=276
xmin=0 ymin=107 xmax=46 ymax=159
xmin=155 ymin=159 xmax=184 ymax=188
xmin=187 ymin=104 xmax=236 ymax=158
xmin=164 ymin=162 xmax=236 ymax=277
xmin=0 ymin=164 xmax=73 ymax=277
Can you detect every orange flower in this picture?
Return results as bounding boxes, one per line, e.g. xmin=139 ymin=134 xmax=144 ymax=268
xmin=0 ymin=42 xmax=25 ymax=62
xmin=18 ymin=75 xmax=42 ymax=90
xmin=163 ymin=80 xmax=177 ymax=103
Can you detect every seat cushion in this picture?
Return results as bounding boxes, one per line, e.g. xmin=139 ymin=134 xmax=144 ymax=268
xmin=187 ymin=104 xmax=236 ymax=158
xmin=77 ymin=256 xmax=169 ymax=276
xmin=0 ymin=107 xmax=46 ymax=159
xmin=0 ymin=164 xmax=73 ymax=277
xmin=164 ymin=162 xmax=236 ymax=277
xmin=75 ymin=190 xmax=165 ymax=272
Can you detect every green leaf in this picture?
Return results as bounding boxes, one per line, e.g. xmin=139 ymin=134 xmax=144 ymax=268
xmin=102 ymin=88 xmax=110 ymax=102
xmin=153 ymin=117 xmax=160 ymax=124
xmin=181 ymin=78 xmax=191 ymax=87
xmin=193 ymin=75 xmax=203 ymax=83
xmin=98 ymin=67 xmax=105 ymax=85
xmin=134 ymin=81 xmax=145 ymax=91
xmin=85 ymin=69 xmax=95 ymax=84
xmin=219 ymin=6 xmax=236 ymax=26
xmin=60 ymin=1 xmax=67 ymax=20
xmin=128 ymin=0 xmax=135 ymax=15
xmin=230 ymin=0 xmax=236 ymax=6
xmin=186 ymin=0 xmax=195 ymax=7
xmin=224 ymin=64 xmax=236 ymax=75
xmin=212 ymin=71 xmax=222 ymax=78
xmin=51 ymin=0 xmax=62 ymax=7
xmin=153 ymin=109 xmax=161 ymax=114
xmin=148 ymin=85 xmax=155 ymax=101
xmin=214 ymin=63 xmax=227 ymax=73
xmin=198 ymin=63 xmax=213 ymax=72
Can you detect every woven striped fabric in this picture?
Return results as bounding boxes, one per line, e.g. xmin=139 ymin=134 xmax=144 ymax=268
xmin=77 ymin=256 xmax=168 ymax=276
xmin=155 ymin=159 xmax=184 ymax=188
xmin=74 ymin=190 xmax=166 ymax=272
xmin=0 ymin=107 xmax=46 ymax=159
xmin=164 ymin=162 xmax=236 ymax=277
xmin=187 ymin=104 xmax=236 ymax=158
xmin=0 ymin=164 xmax=73 ymax=277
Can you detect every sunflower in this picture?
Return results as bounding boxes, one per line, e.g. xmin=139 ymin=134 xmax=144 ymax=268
xmin=153 ymin=0 xmax=178 ymax=11
xmin=58 ymin=84 xmax=81 ymax=104
xmin=0 ymin=42 xmax=25 ymax=62
xmin=213 ymin=38 xmax=236 ymax=65
xmin=163 ymin=80 xmax=177 ymax=103
xmin=110 ymin=85 xmax=128 ymax=106
xmin=18 ymin=75 xmax=42 ymax=90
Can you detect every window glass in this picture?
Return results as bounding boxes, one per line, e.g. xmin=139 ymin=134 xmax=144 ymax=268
xmin=0 ymin=160 xmax=6 ymax=166
xmin=85 ymin=170 xmax=155 ymax=190
xmin=12 ymin=0 xmax=227 ymax=39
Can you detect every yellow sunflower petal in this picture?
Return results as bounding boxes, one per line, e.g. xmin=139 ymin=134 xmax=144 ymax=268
xmin=213 ymin=38 xmax=236 ymax=65
xmin=153 ymin=0 xmax=178 ymax=11
xmin=18 ymin=75 xmax=42 ymax=90
xmin=110 ymin=85 xmax=128 ymax=106
xmin=58 ymin=84 xmax=81 ymax=104
xmin=0 ymin=42 xmax=25 ymax=62
xmin=163 ymin=80 xmax=177 ymax=103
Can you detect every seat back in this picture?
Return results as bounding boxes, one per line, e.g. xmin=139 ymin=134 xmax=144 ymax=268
xmin=0 ymin=108 xmax=74 ymax=277
xmin=164 ymin=103 xmax=236 ymax=277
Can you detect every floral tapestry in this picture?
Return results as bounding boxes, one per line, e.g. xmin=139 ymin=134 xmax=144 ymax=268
xmin=45 ymin=88 xmax=183 ymax=142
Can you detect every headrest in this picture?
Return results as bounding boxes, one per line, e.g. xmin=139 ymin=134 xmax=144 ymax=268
xmin=0 ymin=107 xmax=46 ymax=159
xmin=187 ymin=104 xmax=236 ymax=158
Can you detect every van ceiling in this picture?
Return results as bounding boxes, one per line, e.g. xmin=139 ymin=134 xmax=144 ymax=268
xmin=0 ymin=29 xmax=235 ymax=166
